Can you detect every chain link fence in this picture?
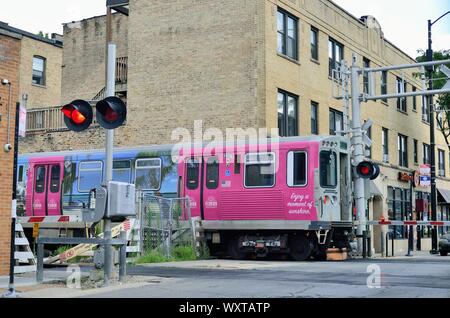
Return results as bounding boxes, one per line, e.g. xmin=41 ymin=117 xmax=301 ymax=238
xmin=137 ymin=193 xmax=195 ymax=258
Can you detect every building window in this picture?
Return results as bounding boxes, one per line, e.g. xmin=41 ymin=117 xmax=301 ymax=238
xmin=396 ymin=77 xmax=407 ymax=112
xmin=328 ymin=38 xmax=344 ymax=78
xmin=311 ymin=26 xmax=319 ymax=61
xmin=363 ymin=57 xmax=370 ymax=94
xmin=311 ymin=101 xmax=318 ymax=135
xmin=398 ymin=134 xmax=408 ymax=167
xmin=244 ymin=153 xmax=276 ymax=188
xmin=381 ymin=71 xmax=388 ymax=103
xmin=278 ymin=90 xmax=298 ymax=137
xmin=135 ymin=158 xmax=162 ymax=191
xmin=78 ymin=161 xmax=103 ymax=192
xmin=382 ymin=128 xmax=389 ymax=162
xmin=438 ymin=149 xmax=446 ymax=177
xmin=329 ymin=108 xmax=343 ymax=136
xmin=387 ymin=187 xmax=411 ymax=239
xmin=413 ymin=139 xmax=418 ymax=164
xmin=423 ymin=143 xmax=430 ymax=165
xmin=32 ymin=56 xmax=46 ymax=86
xmin=422 ymin=96 xmax=430 ymax=123
xmin=412 ymin=86 xmax=417 ymax=111
xmin=277 ymin=9 xmax=298 ymax=60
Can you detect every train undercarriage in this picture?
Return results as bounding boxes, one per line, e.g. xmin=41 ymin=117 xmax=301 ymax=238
xmin=204 ymin=227 xmax=353 ymax=261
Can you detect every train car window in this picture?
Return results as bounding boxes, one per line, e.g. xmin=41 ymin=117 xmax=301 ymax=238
xmin=113 ymin=160 xmax=132 ymax=183
xmin=35 ymin=166 xmax=46 ymax=193
xmin=78 ymin=161 xmax=103 ymax=192
xmin=50 ymin=165 xmax=61 ymax=193
xmin=135 ymin=158 xmax=162 ymax=190
xmin=18 ymin=165 xmax=24 ymax=182
xmin=206 ymin=157 xmax=219 ymax=189
xmin=186 ymin=158 xmax=200 ymax=190
xmin=287 ymin=151 xmax=307 ymax=187
xmin=244 ymin=153 xmax=276 ymax=188
xmin=320 ymin=151 xmax=337 ymax=188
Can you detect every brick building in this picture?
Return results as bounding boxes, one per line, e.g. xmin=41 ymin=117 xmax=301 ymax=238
xmin=19 ymin=0 xmax=450 ymax=254
xmin=0 ymin=27 xmax=20 ymax=275
xmin=0 ymin=22 xmax=62 ymax=274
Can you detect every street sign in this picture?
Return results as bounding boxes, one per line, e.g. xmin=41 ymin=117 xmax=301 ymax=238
xmin=420 ymin=175 xmax=431 ymax=187
xmin=420 ymin=164 xmax=431 ymax=176
xmin=438 ymin=65 xmax=450 ymax=90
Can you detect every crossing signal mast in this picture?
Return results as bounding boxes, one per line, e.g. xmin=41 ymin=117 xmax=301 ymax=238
xmin=334 ymin=53 xmax=450 ymax=255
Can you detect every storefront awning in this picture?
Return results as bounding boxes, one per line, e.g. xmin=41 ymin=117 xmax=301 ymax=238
xmin=369 ymin=181 xmax=383 ymax=198
xmin=438 ymin=188 xmax=450 ymax=203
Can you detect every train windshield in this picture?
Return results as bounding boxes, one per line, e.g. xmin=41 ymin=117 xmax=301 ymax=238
xmin=320 ymin=151 xmax=337 ymax=188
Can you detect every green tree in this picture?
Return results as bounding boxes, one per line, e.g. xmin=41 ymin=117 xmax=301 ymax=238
xmin=416 ymin=49 xmax=450 ymax=151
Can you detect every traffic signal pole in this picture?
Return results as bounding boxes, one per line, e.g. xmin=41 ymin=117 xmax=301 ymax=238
xmin=103 ymin=42 xmax=116 ymax=286
xmin=349 ymin=54 xmax=366 ymax=254
xmin=103 ymin=5 xmax=116 ymax=286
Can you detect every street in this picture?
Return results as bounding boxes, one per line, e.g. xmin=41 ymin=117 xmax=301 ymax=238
xmin=20 ymin=252 xmax=450 ymax=298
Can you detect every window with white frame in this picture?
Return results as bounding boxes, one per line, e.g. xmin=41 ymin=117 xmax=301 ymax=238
xmin=244 ymin=153 xmax=276 ymax=188
xmin=78 ymin=161 xmax=103 ymax=192
xmin=135 ymin=158 xmax=162 ymax=190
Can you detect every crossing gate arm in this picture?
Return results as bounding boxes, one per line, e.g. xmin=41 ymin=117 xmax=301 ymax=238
xmin=354 ymin=220 xmax=450 ymax=226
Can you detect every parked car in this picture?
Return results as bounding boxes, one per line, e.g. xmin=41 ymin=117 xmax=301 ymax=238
xmin=439 ymin=234 xmax=450 ymax=256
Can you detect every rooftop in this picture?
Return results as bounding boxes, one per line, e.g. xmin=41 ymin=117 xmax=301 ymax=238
xmin=0 ymin=21 xmax=63 ymax=47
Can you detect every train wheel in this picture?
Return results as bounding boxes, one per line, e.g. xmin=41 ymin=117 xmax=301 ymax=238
xmin=228 ymin=236 xmax=247 ymax=260
xmin=289 ymin=235 xmax=312 ymax=261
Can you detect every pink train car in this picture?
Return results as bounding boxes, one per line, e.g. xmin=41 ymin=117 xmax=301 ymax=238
xmin=178 ymin=136 xmax=353 ymax=260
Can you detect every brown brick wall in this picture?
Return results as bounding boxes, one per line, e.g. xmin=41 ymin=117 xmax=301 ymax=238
xmin=0 ymin=33 xmax=20 ymax=275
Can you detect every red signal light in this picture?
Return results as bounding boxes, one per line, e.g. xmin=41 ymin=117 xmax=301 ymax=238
xmin=71 ymin=110 xmax=86 ymax=124
xmin=96 ymin=96 xmax=127 ymax=130
xmin=360 ymin=165 xmax=370 ymax=176
xmin=356 ymin=161 xmax=380 ymax=180
xmin=60 ymin=100 xmax=93 ymax=132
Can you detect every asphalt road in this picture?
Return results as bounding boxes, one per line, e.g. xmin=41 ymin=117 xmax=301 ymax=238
xmin=79 ymin=253 xmax=450 ymax=298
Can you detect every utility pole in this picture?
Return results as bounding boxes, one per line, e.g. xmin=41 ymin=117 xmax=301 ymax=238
xmin=427 ymin=11 xmax=450 ymax=254
xmin=103 ymin=6 xmax=115 ymax=286
xmin=427 ymin=19 xmax=438 ymax=254
xmin=350 ymin=54 xmax=366 ymax=253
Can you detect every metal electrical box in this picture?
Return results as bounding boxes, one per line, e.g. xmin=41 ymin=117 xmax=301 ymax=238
xmin=105 ymin=181 xmax=136 ymax=219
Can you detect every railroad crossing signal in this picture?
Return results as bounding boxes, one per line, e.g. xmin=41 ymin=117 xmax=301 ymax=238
xmin=96 ymin=96 xmax=127 ymax=130
xmin=356 ymin=161 xmax=380 ymax=180
xmin=61 ymin=100 xmax=93 ymax=132
xmin=61 ymin=97 xmax=127 ymax=132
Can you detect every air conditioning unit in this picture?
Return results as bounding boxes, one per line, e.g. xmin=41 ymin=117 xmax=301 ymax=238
xmin=383 ymin=154 xmax=389 ymax=163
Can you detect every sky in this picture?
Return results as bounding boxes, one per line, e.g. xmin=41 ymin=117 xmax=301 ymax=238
xmin=0 ymin=0 xmax=449 ymax=58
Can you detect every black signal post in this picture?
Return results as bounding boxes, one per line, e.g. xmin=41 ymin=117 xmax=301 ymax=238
xmin=427 ymin=11 xmax=450 ymax=254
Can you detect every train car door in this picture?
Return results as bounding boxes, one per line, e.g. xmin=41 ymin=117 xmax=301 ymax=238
xmin=183 ymin=157 xmax=202 ymax=218
xmin=202 ymin=155 xmax=220 ymax=220
xmin=28 ymin=157 xmax=64 ymax=216
xmin=319 ymin=150 xmax=340 ymax=221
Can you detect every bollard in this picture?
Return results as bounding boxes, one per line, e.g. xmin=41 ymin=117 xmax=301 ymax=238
xmin=381 ymin=231 xmax=385 ymax=257
xmin=362 ymin=231 xmax=367 ymax=259
xmin=385 ymin=232 xmax=389 ymax=258
xmin=391 ymin=232 xmax=395 ymax=257
xmin=119 ymin=231 xmax=126 ymax=282
xmin=36 ymin=242 xmax=44 ymax=283
xmin=367 ymin=232 xmax=372 ymax=258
